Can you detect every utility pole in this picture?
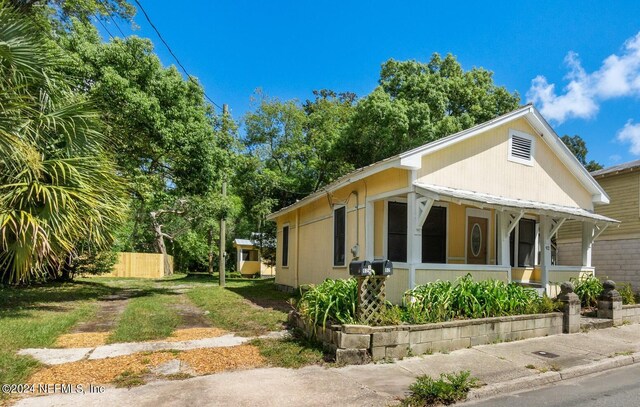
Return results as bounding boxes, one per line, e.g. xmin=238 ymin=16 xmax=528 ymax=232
xmin=218 ymin=104 xmax=229 ymax=287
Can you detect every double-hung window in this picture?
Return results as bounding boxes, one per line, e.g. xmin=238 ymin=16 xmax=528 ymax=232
xmin=510 ymin=219 xmax=536 ymax=267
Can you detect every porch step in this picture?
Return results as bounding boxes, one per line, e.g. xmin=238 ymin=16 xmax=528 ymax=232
xmin=580 ymin=316 xmax=613 ymax=331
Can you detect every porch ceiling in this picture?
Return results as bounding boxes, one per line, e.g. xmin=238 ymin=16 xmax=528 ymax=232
xmin=413 ymin=182 xmax=619 ymax=225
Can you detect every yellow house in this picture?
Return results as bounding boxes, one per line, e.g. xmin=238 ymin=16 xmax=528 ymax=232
xmin=267 ymin=105 xmax=618 ymax=302
xmin=233 ymin=238 xmax=275 ymax=277
xmin=558 ymin=160 xmax=639 ymax=290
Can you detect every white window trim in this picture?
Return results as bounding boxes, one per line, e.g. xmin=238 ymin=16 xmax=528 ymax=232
xmin=508 ymin=129 xmax=535 ymax=167
xmin=281 ymin=223 xmax=290 ymax=268
xmin=465 ymin=208 xmax=492 ymax=265
xmin=333 ymin=205 xmax=347 ymax=267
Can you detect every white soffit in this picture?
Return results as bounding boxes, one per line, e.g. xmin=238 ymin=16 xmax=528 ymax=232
xmin=414 ymin=182 xmax=619 ymax=224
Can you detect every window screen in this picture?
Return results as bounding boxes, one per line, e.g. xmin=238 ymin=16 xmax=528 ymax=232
xmin=333 ymin=206 xmax=346 ymax=266
xmin=387 ymin=202 xmax=407 ymax=262
xmin=509 ymin=218 xmax=536 ymax=267
xmin=422 ymin=206 xmax=447 ymax=263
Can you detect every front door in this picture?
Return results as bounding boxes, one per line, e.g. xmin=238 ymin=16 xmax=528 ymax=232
xmin=467 ymin=217 xmax=487 ymax=264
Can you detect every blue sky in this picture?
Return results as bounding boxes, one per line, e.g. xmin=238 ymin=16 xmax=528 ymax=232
xmin=107 ymin=1 xmax=640 ymax=167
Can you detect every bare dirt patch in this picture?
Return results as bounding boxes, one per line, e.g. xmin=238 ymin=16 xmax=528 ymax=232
xmin=71 ymin=292 xmax=132 ymax=333
xmin=27 ymin=346 xmax=265 ymax=388
xmin=172 ymin=299 xmax=212 ymax=329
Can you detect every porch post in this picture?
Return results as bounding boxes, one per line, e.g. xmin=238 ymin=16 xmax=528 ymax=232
xmin=582 ymin=222 xmax=594 ymax=267
xmin=496 ymin=212 xmax=511 ymax=268
xmin=365 ymin=200 xmax=374 ymax=260
xmin=407 ymin=191 xmax=419 ymax=289
xmin=539 ymin=216 xmax=552 ymax=294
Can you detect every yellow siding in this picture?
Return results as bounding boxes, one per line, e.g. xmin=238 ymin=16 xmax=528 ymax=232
xmin=417 ymin=118 xmax=593 ymax=209
xmin=559 ymin=171 xmax=639 ymax=241
xmin=274 ymin=168 xmax=408 ymax=289
xmin=549 ymin=270 xmax=593 ymax=285
xmin=95 ymin=252 xmax=171 ymax=279
xmin=448 ymin=203 xmax=466 ymax=262
xmin=511 ymin=267 xmax=541 ymax=283
xmin=240 ymin=261 xmax=261 ymax=275
xmin=415 ymin=268 xmax=508 ymax=285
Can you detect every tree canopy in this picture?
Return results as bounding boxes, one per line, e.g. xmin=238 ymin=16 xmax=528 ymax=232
xmin=561 ymin=134 xmax=603 ymax=172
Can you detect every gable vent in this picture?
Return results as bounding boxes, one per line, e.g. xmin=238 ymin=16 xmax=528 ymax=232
xmin=511 ymin=135 xmax=532 ymax=160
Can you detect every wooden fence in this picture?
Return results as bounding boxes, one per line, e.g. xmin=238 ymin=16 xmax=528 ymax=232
xmin=98 ymin=252 xmax=173 ymax=278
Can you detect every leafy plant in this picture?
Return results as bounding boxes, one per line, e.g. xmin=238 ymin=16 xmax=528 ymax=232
xmin=297 ymin=278 xmax=358 ymax=329
xmin=571 ymin=275 xmax=603 ymax=307
xmin=403 ymin=275 xmax=542 ymax=323
xmin=618 ymin=283 xmax=636 ymax=305
xmin=403 ymin=370 xmax=479 ymax=406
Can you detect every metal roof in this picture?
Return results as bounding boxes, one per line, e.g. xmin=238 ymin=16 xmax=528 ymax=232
xmin=233 ymin=238 xmax=254 ymax=247
xmin=591 ymin=159 xmax=640 ymax=177
xmin=414 ymin=182 xmax=619 ymax=224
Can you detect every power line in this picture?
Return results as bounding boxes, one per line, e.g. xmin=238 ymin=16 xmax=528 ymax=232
xmin=107 ymin=14 xmax=126 ymax=37
xmin=95 ymin=15 xmax=114 ymax=39
xmin=132 ymin=0 xmax=223 ymax=112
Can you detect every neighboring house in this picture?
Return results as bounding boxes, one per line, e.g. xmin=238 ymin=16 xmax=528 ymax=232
xmin=233 ymin=238 xmax=275 ymax=277
xmin=266 ymin=105 xmax=618 ymax=303
xmin=557 ymin=160 xmax=639 ymax=290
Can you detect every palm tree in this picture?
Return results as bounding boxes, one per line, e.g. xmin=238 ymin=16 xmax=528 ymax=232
xmin=0 ymin=1 xmax=125 ymax=283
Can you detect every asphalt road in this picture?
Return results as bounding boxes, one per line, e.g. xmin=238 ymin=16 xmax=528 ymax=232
xmin=466 ymin=363 xmax=640 ymax=407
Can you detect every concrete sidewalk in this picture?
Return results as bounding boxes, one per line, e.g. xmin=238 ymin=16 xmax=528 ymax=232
xmin=15 ymin=324 xmax=640 ymax=407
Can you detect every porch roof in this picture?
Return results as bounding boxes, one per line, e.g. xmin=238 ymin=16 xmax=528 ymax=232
xmin=413 ymin=182 xmax=619 ymax=225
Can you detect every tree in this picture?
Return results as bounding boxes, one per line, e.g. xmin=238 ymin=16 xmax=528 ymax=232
xmin=52 ymin=20 xmax=238 ymax=272
xmin=0 ymin=2 xmax=126 ymax=283
xmin=561 ymin=135 xmax=603 ymax=172
xmin=338 ymin=53 xmax=521 ymax=168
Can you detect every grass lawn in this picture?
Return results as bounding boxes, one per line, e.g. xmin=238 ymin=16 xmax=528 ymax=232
xmin=0 ymin=275 xmax=327 ymax=396
xmin=108 ymin=292 xmax=182 ymax=343
xmin=0 ymin=282 xmax=114 ymax=396
xmin=188 ymin=279 xmax=294 ymax=337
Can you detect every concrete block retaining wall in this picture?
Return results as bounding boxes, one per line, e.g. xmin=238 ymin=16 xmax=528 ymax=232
xmin=290 ymin=312 xmax=563 ymax=364
xmin=622 ymin=305 xmax=640 ymax=324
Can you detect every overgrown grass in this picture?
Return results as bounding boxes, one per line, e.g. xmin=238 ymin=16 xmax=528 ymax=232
xmin=619 ymin=283 xmax=636 ymax=305
xmin=296 ymin=279 xmax=358 ymax=328
xmin=403 ymin=371 xmax=479 ymax=406
xmin=571 ymin=275 xmax=603 ymax=307
xmin=188 ymin=280 xmax=293 ymax=336
xmin=0 ymin=282 xmax=107 ymax=397
xmin=404 ymin=275 xmax=546 ymax=323
xmin=250 ymin=330 xmax=326 ymax=368
xmin=108 ymin=293 xmax=181 ymax=343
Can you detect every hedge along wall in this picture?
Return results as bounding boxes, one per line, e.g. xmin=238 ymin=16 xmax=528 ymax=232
xmin=290 ymin=311 xmax=563 ymax=364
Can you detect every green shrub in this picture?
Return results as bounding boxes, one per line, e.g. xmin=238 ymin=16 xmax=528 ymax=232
xmin=297 ymin=278 xmax=358 ymax=329
xmin=403 ymin=371 xmax=479 ymax=406
xmin=619 ymin=283 xmax=636 ymax=305
xmin=379 ymin=304 xmax=404 ymax=325
xmin=536 ymin=295 xmax=562 ymax=313
xmin=571 ymin=275 xmax=603 ymax=307
xmin=403 ymin=275 xmax=541 ymax=323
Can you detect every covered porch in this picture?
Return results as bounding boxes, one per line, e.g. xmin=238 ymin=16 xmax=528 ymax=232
xmin=365 ymin=182 xmax=618 ymax=302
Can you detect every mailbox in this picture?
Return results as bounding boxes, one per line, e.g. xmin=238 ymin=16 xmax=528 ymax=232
xmin=371 ymin=259 xmax=393 ymax=276
xmin=349 ymin=260 xmax=372 ymax=276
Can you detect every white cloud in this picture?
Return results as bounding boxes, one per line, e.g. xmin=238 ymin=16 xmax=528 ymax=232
xmin=617 ymin=121 xmax=640 ymax=155
xmin=527 ymin=32 xmax=640 ymax=124
xmin=609 ymin=154 xmax=622 ymax=163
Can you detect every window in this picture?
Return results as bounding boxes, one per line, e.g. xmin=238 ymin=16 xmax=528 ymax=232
xmin=422 ymin=206 xmax=447 ymax=263
xmin=387 ymin=202 xmax=407 ymax=262
xmin=333 ymin=206 xmax=346 ymax=266
xmin=282 ymin=226 xmax=289 ymax=267
xmin=242 ymin=250 xmax=259 ymax=262
xmin=510 ymin=218 xmax=536 ymax=267
xmin=508 ymin=130 xmax=535 ymax=166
